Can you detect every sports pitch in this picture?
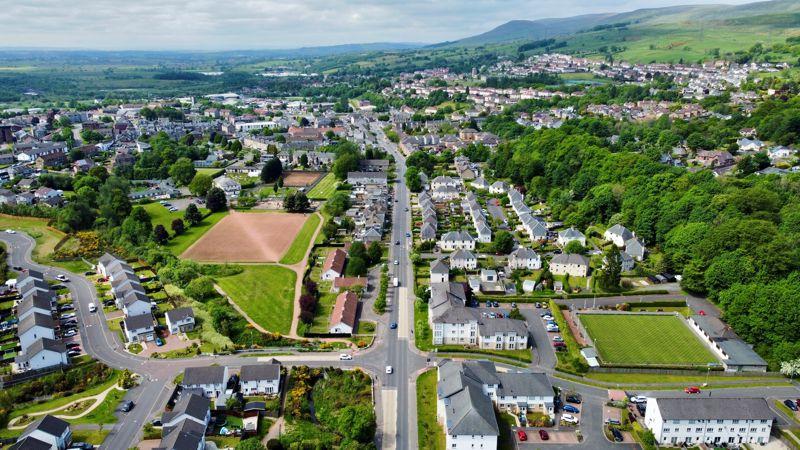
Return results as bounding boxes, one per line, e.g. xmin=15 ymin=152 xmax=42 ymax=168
xmin=579 ymin=313 xmax=718 ymax=366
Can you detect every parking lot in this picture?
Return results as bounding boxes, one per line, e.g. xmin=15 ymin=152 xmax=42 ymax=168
xmin=516 ymin=429 xmax=581 ymax=446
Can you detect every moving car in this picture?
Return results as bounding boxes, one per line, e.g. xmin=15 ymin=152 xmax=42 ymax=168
xmin=121 ymin=401 xmax=134 ymax=412
xmin=538 ymin=430 xmax=549 ymax=441
xmin=395 ymin=240 xmax=400 ymax=245
xmin=339 ymin=354 xmax=352 ymax=361
xmin=88 ymin=303 xmax=97 ymax=313
xmin=561 ymin=414 xmax=579 ymax=424
xmin=785 ymin=399 xmax=799 ymax=411
xmin=390 ymin=322 xmax=397 ymax=329
xmin=385 ymin=366 xmax=393 ymax=374
xmin=5 ymin=229 xmax=15 ymax=234
xmin=684 ymin=386 xmax=701 ymax=394
xmin=393 ymin=260 xmax=399 ymax=265
xmin=563 ymin=405 xmax=580 ymax=414
xmin=517 ymin=430 xmax=527 ymax=441
xmin=56 ymin=274 xmax=68 ymax=282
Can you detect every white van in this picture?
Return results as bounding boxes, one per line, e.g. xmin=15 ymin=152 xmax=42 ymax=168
xmin=88 ymin=303 xmax=97 ymax=313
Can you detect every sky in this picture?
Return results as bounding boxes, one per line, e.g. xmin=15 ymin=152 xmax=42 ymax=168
xmin=0 ymin=0 xmax=759 ymax=51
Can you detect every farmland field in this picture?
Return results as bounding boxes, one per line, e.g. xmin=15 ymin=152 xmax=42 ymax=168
xmin=143 ymin=203 xmax=228 ymax=256
xmin=306 ymin=173 xmax=338 ymax=199
xmin=182 ymin=211 xmax=308 ymax=262
xmin=279 ymin=213 xmax=321 ymax=265
xmin=216 ymin=265 xmax=296 ymax=335
xmin=579 ymin=313 xmax=718 ymax=366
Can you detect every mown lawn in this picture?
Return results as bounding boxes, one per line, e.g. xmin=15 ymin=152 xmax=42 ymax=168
xmin=417 ymin=369 xmax=445 ymax=450
xmin=143 ymin=203 xmax=228 ymax=256
xmin=279 ymin=213 xmax=320 ymax=265
xmin=580 ymin=313 xmax=718 ymax=366
xmin=307 ymin=173 xmax=338 ymax=199
xmin=0 ymin=214 xmax=65 ymax=263
xmin=216 ymin=265 xmax=296 ymax=335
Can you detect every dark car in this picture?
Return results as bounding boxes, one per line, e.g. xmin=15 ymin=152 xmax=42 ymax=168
xmin=611 ymin=428 xmax=624 ymax=442
xmin=121 ymin=401 xmax=134 ymax=413
xmin=563 ymin=405 xmax=580 ymax=414
xmin=66 ymin=342 xmax=81 ymax=349
xmin=151 ymin=419 xmax=162 ymax=427
xmin=68 ymin=443 xmax=93 ymax=450
xmin=566 ymin=395 xmax=582 ymax=404
xmin=12 ymin=266 xmax=22 ymax=271
xmin=59 ymin=304 xmax=74 ymax=311
xmin=538 ymin=429 xmax=549 ymax=441
xmin=785 ymin=399 xmax=799 ymax=411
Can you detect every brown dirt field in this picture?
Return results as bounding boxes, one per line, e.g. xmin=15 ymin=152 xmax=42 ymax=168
xmin=181 ymin=211 xmax=308 ymax=262
xmin=282 ymin=171 xmax=324 ymax=187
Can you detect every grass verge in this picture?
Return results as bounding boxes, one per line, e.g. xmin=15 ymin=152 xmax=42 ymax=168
xmin=417 ymin=369 xmax=445 ymax=450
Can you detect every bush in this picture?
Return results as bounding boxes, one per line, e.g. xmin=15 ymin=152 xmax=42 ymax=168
xmin=184 ymin=276 xmax=216 ymax=301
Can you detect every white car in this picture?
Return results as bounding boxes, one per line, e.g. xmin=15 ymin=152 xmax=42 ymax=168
xmin=542 ymin=315 xmax=553 ymax=321
xmin=385 ymin=366 xmax=393 ymax=374
xmin=5 ymin=229 xmax=15 ymax=234
xmin=339 ymin=354 xmax=353 ymax=361
xmin=88 ymin=303 xmax=97 ymax=313
xmin=393 ymin=260 xmax=399 ymax=265
xmin=561 ymin=414 xmax=579 ymax=424
xmin=63 ymin=329 xmax=77 ymax=337
xmin=630 ymin=396 xmax=647 ymax=404
xmin=56 ymin=274 xmax=68 ymax=282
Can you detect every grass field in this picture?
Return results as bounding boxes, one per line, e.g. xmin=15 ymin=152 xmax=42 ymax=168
xmin=142 ymin=203 xmax=228 ymax=255
xmin=580 ymin=313 xmax=718 ymax=366
xmin=196 ymin=167 xmax=224 ymax=178
xmin=307 ymin=173 xmax=338 ymax=199
xmin=216 ymin=265 xmax=296 ymax=335
xmin=279 ymin=213 xmax=321 ymax=265
xmin=0 ymin=214 xmax=64 ymax=263
xmin=417 ymin=369 xmax=445 ymax=450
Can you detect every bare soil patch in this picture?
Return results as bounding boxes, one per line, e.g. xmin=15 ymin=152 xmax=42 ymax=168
xmin=181 ymin=211 xmax=308 ymax=262
xmin=282 ymin=171 xmax=324 ymax=187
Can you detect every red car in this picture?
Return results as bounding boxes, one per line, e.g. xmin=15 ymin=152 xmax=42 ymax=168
xmin=539 ymin=430 xmax=549 ymax=441
xmin=684 ymin=386 xmax=701 ymax=394
xmin=517 ymin=430 xmax=527 ymax=441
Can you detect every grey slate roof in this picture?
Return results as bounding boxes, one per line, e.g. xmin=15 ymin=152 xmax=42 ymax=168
xmin=17 ymin=292 xmax=54 ymax=316
xmin=654 ymin=397 xmax=772 ymax=420
xmin=182 ymin=366 xmax=226 ymax=386
xmin=430 ymin=258 xmax=450 ymax=274
xmin=23 ymin=414 xmax=69 ymax=438
xmin=17 ymin=312 xmax=54 ymax=336
xmin=9 ymin=436 xmax=52 ymax=450
xmin=478 ymin=318 xmax=528 ymax=337
xmin=162 ymin=393 xmax=209 ymax=425
xmin=166 ymin=307 xmax=194 ymax=323
xmin=240 ymin=363 xmax=281 ymax=382
xmin=123 ymin=313 xmax=154 ymax=331
xmin=16 ymin=337 xmax=66 ymax=363
xmin=558 ymin=227 xmax=585 ymax=240
xmin=495 ymin=372 xmax=552 ymax=398
xmin=606 ymin=224 xmax=633 ymax=240
xmin=158 ymin=418 xmax=206 ymax=450
xmin=550 ymin=253 xmax=589 ymax=267
xmin=123 ymin=290 xmax=150 ymax=306
xmin=444 ymin=384 xmax=499 ymax=436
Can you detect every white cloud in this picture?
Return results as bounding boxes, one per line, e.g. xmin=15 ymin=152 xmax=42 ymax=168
xmin=0 ymin=0 xmax=758 ymax=50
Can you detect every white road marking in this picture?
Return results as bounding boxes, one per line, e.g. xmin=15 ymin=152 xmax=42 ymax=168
xmin=382 ymin=389 xmax=397 ymax=450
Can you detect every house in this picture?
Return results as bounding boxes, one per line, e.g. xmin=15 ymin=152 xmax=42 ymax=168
xmin=557 ymin=227 xmax=586 ymax=247
xmin=35 ymin=152 xmax=68 ymax=169
xmin=696 ymin=150 xmax=735 ymax=168
xmin=16 ymin=269 xmax=46 ymax=294
xmin=549 ymin=253 xmax=590 ymax=277
xmin=420 ymin=223 xmax=437 ymax=241
xmin=329 ymin=291 xmax=359 ymax=334
xmin=475 ymin=223 xmax=492 ymax=243
xmin=449 ymin=249 xmax=477 ymax=270
xmin=240 ymin=361 xmax=281 ymax=395
xmin=430 ymin=258 xmax=450 ymax=284
xmin=471 ymin=178 xmax=489 ymax=190
xmin=619 ymin=251 xmax=635 ymax=272
xmin=156 ymin=417 xmax=207 ymax=450
xmin=439 ymin=231 xmax=476 ymax=251
xmin=122 ymin=313 xmax=155 ymax=343
xmin=489 ymin=181 xmax=508 ymax=194
xmin=17 ymin=312 xmax=55 ymax=349
xmin=122 ymin=291 xmax=151 ymax=317
xmin=161 ymin=393 xmax=211 ymax=431
xmin=321 ymin=249 xmax=347 ymax=281
xmin=437 ymin=360 xmax=555 ymax=450
xmin=603 ymin=224 xmax=633 ymax=248
xmin=97 ymin=252 xmax=125 ymax=277
xmin=165 ymin=307 xmax=195 ymax=334
xmin=507 ymin=248 xmax=541 ymax=270
xmin=431 ymin=175 xmax=459 ymax=190
xmin=213 ymin=176 xmax=241 ymax=199
xmin=16 ymin=291 xmax=55 ymax=321
xmin=478 ymin=319 xmax=529 ymax=350
xmin=625 ymin=237 xmax=646 ymax=261
xmin=688 ymin=315 xmax=767 ymax=372
xmin=181 ymin=366 xmax=228 ymax=398
xmin=644 ymin=397 xmax=772 ymax=447
xmin=15 ymin=338 xmax=68 ymax=373
xmin=347 ymin=172 xmax=388 ymax=185
xmin=13 ymin=415 xmax=71 ymax=450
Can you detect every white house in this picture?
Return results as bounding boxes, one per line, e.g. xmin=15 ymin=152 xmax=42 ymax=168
xmin=321 ymin=249 xmax=347 ymax=281
xmin=17 ymin=312 xmax=55 ymax=349
xmin=240 ymin=361 xmax=281 ymax=396
xmin=439 ymin=231 xmax=476 ymax=251
xmin=549 ymin=253 xmax=590 ymax=277
xmin=449 ymin=249 xmax=477 ymax=270
xmin=329 ymin=291 xmax=359 ymax=334
xmin=97 ymin=252 xmax=125 ymax=277
xmin=213 ymin=176 xmax=241 ymax=199
xmin=122 ymin=291 xmax=152 ymax=317
xmin=165 ymin=307 xmax=195 ymax=334
xmin=14 ymin=415 xmax=72 ymax=450
xmin=603 ymin=224 xmax=633 ymax=248
xmin=644 ymin=397 xmax=773 ymax=447
xmin=557 ymin=227 xmax=586 ymax=247
xmin=15 ymin=338 xmax=68 ymax=373
xmin=489 ymin=181 xmax=508 ymax=194
xmin=625 ymin=237 xmax=646 ymax=261
xmin=162 ymin=393 xmax=211 ymax=430
xmin=478 ymin=320 xmax=529 ymax=350
xmin=431 ymin=175 xmax=459 ymax=190
xmin=182 ymin=366 xmax=229 ymax=398
xmin=507 ymin=248 xmax=541 ymax=270
xmin=16 ymin=291 xmax=54 ymax=322
xmin=430 ymin=259 xmax=450 ymax=284
xmin=122 ymin=313 xmax=155 ymax=343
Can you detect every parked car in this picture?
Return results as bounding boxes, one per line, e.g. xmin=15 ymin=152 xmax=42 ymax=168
xmin=59 ymin=304 xmax=74 ymax=312
xmin=563 ymin=405 xmax=580 ymax=414
xmin=63 ymin=330 xmax=77 ymax=338
xmin=553 ymin=336 xmax=564 ymax=342
xmin=395 ymin=240 xmax=400 ymax=245
xmin=405 ymin=232 xmax=411 ymax=237
xmin=66 ymin=342 xmax=81 ymax=349
xmin=785 ymin=399 xmax=799 ymax=412
xmin=561 ymin=414 xmax=579 ymax=424
xmin=535 ymin=302 xmax=542 ymax=308
xmin=5 ymin=229 xmax=15 ymax=234
xmin=492 ymin=301 xmax=500 ymax=308
xmin=61 ymin=313 xmax=76 ymax=319
xmin=67 ymin=350 xmax=81 ymax=357
xmin=538 ymin=429 xmax=549 ymax=441
xmin=630 ymin=396 xmax=647 ymax=404
xmin=151 ymin=419 xmax=162 ymax=427
xmin=390 ymin=322 xmax=397 ymax=329
xmin=684 ymin=386 xmax=701 ymax=394
xmin=12 ymin=266 xmax=22 ymax=271
xmin=546 ymin=325 xmax=560 ymax=332
xmin=553 ymin=341 xmax=566 ymax=348
xmin=566 ymin=395 xmax=582 ymax=404
xmin=67 ymin=443 xmax=93 ymax=450
xmin=154 ymin=338 xmax=164 ymax=346
xmin=56 ymin=274 xmax=68 ymax=282
xmin=121 ymin=401 xmax=134 ymax=413
xmin=510 ymin=302 xmax=517 ymax=309
xmin=517 ymin=430 xmax=527 ymax=441
xmin=542 ymin=314 xmax=553 ymax=320
xmin=611 ymin=428 xmax=624 ymax=442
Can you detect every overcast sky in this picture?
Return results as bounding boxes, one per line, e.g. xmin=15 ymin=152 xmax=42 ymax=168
xmin=1 ymin=0 xmax=757 ymax=51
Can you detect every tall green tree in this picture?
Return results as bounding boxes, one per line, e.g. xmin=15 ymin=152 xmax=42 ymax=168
xmin=260 ymin=158 xmax=283 ymax=183
xmin=206 ymin=187 xmax=228 ymax=212
xmin=169 ymin=157 xmax=196 ymax=186
xmin=98 ymin=176 xmax=132 ymax=226
xmin=184 ymin=203 xmax=203 ymax=226
xmin=189 ymin=173 xmax=213 ymax=197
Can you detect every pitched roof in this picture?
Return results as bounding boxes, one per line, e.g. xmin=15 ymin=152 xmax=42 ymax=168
xmin=158 ymin=418 xmax=206 ymax=450
xmin=162 ymin=393 xmax=209 ymax=425
xmin=430 ymin=258 xmax=450 ymax=274
xmin=123 ymin=290 xmax=150 ymax=306
xmin=24 ymin=414 xmax=69 ymax=438
xmin=182 ymin=366 xmax=226 ymax=386
xmin=443 ymin=383 xmax=498 ymax=436
xmin=450 ymin=249 xmax=476 ymax=261
xmin=550 ymin=253 xmax=589 ymax=267
xmin=322 ymin=248 xmax=347 ymax=275
xmin=123 ymin=313 xmax=154 ymax=331
xmin=510 ymin=248 xmax=538 ymax=260
xmin=240 ymin=363 xmax=281 ymax=383
xmin=17 ymin=312 xmax=54 ymax=336
xmin=558 ymin=227 xmax=585 ymax=239
xmin=653 ymin=397 xmax=772 ymax=420
xmin=9 ymin=437 xmax=52 ymax=450
xmin=17 ymin=337 xmax=66 ymax=359
xmin=17 ymin=292 xmax=54 ymax=315
xmin=330 ymin=291 xmax=359 ymax=329
xmin=166 ymin=307 xmax=194 ymax=324
xmin=606 ymin=224 xmax=633 ymax=240
xmin=495 ymin=372 xmax=552 ymax=398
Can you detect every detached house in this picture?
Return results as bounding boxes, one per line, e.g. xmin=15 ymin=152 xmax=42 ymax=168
xmin=240 ymin=361 xmax=281 ymax=396
xmin=604 ymin=224 xmax=633 ymax=248
xmin=213 ymin=176 xmax=241 ymax=199
xmin=165 ymin=307 xmax=195 ymax=334
xmin=123 ymin=313 xmax=155 ymax=343
xmin=557 ymin=227 xmax=586 ymax=247
xmin=449 ymin=249 xmax=477 ymax=270
xmin=329 ymin=291 xmax=359 ymax=335
xmin=321 ymin=249 xmax=347 ymax=281
xmin=181 ymin=366 xmax=229 ymax=398
xmin=549 ymin=253 xmax=590 ymax=277
xmin=13 ymin=415 xmax=72 ymax=450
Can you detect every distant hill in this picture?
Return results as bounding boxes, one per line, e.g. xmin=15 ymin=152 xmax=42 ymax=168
xmin=444 ymin=0 xmax=800 ymax=47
